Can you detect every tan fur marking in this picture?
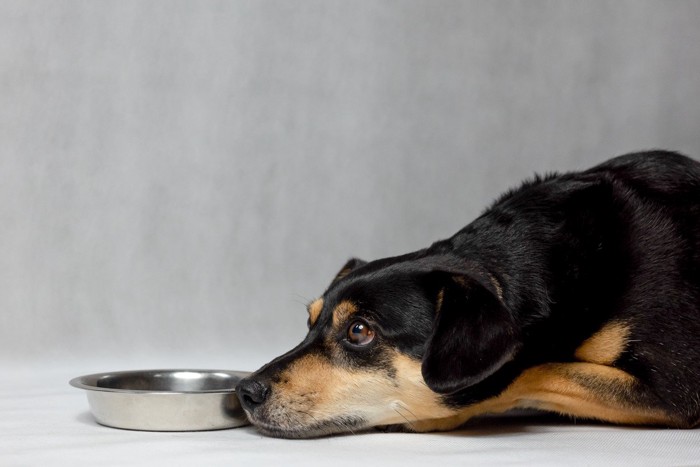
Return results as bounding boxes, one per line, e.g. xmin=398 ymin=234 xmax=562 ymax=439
xmin=277 ymin=353 xmax=344 ymax=409
xmin=332 ymin=301 xmax=358 ymax=328
xmin=273 ymin=352 xmax=444 ymax=430
xmin=267 ymin=352 xmax=376 ymax=432
xmin=407 ymin=362 xmax=673 ymax=432
xmin=307 ymin=298 xmax=324 ymax=326
xmin=574 ymin=321 xmax=631 ymax=365
xmin=488 ymin=273 xmax=504 ymax=302
xmin=497 ymin=362 xmax=672 ymax=425
xmin=435 ymin=288 xmax=445 ymax=314
xmin=389 ymin=355 xmax=515 ymax=432
xmin=452 ymin=276 xmax=469 ymax=288
xmin=390 ymin=354 xmax=460 ymax=422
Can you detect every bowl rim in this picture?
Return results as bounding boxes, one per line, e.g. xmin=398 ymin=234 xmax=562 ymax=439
xmin=69 ymin=369 xmax=251 ymax=395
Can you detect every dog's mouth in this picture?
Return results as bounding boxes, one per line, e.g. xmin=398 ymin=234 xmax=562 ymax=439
xmin=245 ymin=411 xmax=368 ymax=439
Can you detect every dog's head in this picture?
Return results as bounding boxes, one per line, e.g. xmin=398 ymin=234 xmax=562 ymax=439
xmin=236 ymin=252 xmax=520 ymax=438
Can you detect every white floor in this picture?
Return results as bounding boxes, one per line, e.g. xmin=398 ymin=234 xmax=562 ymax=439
xmin=3 ymin=358 xmax=700 ymax=467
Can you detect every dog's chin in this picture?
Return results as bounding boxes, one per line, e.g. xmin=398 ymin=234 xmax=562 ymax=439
xmin=247 ymin=414 xmax=368 ymax=439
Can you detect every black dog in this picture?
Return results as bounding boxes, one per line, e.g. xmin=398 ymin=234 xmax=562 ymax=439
xmin=237 ymin=151 xmax=700 ymax=438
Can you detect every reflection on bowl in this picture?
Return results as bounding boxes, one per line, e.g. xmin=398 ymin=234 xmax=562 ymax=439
xmin=70 ymin=369 xmax=251 ymax=431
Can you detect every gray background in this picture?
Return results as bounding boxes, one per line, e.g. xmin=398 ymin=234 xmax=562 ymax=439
xmin=2 ymin=1 xmax=699 ymax=367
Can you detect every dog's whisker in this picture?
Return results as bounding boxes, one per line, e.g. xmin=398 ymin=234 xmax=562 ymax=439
xmin=291 ymin=294 xmax=312 ymax=307
xmin=393 ymin=402 xmax=418 ymax=431
xmin=341 ymin=420 xmax=357 ymax=435
xmin=298 ymin=409 xmax=352 ymax=436
xmin=396 ymin=401 xmax=419 ymax=421
xmin=299 ymin=409 xmax=320 ymax=425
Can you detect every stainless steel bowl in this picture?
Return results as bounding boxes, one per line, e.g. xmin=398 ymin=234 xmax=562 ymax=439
xmin=70 ymin=369 xmax=251 ymax=431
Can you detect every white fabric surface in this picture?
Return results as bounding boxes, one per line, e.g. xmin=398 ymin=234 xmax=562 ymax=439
xmin=3 ymin=358 xmax=699 ymax=467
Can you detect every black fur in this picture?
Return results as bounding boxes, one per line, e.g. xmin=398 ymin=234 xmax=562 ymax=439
xmin=239 ymin=150 xmax=700 ymax=433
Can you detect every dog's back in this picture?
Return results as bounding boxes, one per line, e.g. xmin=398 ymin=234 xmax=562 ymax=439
xmin=585 ymin=152 xmax=700 ymax=426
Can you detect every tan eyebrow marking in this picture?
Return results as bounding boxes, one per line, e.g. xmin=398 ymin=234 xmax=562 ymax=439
xmin=332 ymin=301 xmax=358 ymax=328
xmin=307 ymin=298 xmax=324 ymax=326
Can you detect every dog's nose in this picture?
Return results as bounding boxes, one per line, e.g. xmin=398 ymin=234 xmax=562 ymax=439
xmin=236 ymin=377 xmax=270 ymax=412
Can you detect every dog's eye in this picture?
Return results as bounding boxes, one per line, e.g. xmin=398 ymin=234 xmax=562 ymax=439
xmin=347 ymin=321 xmax=374 ymax=346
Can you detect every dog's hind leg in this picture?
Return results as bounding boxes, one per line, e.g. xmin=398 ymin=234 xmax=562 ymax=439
xmin=496 ymin=362 xmax=685 ymax=427
xmin=380 ymin=360 xmax=685 ymax=433
xmin=391 ymin=361 xmax=683 ymax=433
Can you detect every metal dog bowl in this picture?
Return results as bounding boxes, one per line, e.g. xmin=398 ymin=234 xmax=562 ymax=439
xmin=70 ymin=369 xmax=251 ymax=431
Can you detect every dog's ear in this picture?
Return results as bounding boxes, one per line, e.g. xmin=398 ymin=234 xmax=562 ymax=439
xmin=421 ymin=271 xmax=520 ymax=394
xmin=331 ymin=257 xmax=367 ymax=284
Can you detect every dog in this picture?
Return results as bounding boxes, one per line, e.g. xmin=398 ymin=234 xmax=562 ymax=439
xmin=236 ymin=150 xmax=700 ymax=438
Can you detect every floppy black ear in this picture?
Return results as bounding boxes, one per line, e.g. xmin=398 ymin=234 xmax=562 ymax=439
xmin=331 ymin=257 xmax=367 ymax=285
xmin=421 ymin=273 xmax=520 ymax=394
